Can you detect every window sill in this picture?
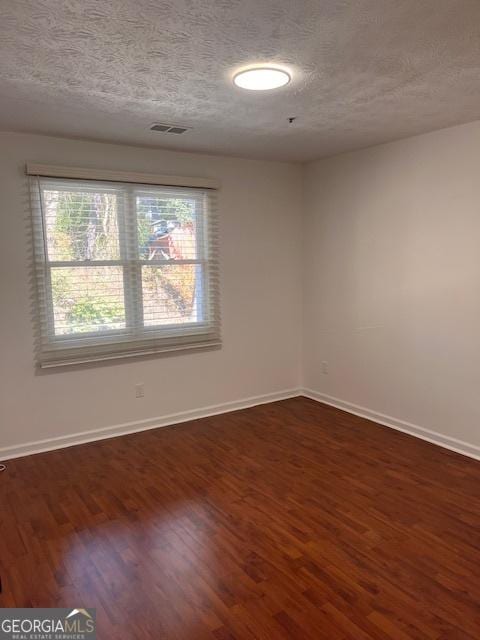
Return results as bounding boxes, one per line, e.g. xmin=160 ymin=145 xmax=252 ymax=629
xmin=39 ymin=340 xmax=222 ymax=369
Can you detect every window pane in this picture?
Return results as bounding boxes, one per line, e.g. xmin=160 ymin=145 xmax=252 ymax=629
xmin=142 ymin=264 xmax=203 ymax=326
xmin=136 ymin=194 xmax=199 ymax=260
xmin=43 ymin=188 xmax=120 ymax=261
xmin=50 ymin=266 xmax=126 ymax=335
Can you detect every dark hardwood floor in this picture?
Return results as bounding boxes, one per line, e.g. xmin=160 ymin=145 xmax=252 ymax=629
xmin=1 ymin=397 xmax=480 ymax=639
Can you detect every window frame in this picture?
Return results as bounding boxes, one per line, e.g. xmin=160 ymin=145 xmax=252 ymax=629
xmin=28 ymin=165 xmax=220 ymax=368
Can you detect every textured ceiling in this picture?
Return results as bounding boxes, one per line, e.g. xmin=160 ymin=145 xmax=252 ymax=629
xmin=2 ymin=0 xmax=480 ymax=162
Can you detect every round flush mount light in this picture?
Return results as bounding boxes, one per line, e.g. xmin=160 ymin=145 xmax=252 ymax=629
xmin=233 ymin=67 xmax=291 ymax=91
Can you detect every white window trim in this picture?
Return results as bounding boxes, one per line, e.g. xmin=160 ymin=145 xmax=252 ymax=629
xmin=27 ymin=164 xmax=221 ymax=368
xmin=26 ymin=163 xmax=220 ymax=190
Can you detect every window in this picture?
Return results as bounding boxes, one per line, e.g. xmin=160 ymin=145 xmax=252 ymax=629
xmin=29 ymin=166 xmax=220 ymax=367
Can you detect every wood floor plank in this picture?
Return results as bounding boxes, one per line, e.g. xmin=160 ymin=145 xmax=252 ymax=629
xmin=1 ymin=397 xmax=479 ymax=638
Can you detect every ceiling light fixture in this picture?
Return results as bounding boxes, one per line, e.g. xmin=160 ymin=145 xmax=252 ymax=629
xmin=233 ymin=67 xmax=291 ymax=91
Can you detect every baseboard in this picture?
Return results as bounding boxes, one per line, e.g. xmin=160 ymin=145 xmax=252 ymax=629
xmin=5 ymin=387 xmax=479 ymax=464
xmin=302 ymin=388 xmax=480 ymax=462
xmin=0 ymin=388 xmax=302 ymax=462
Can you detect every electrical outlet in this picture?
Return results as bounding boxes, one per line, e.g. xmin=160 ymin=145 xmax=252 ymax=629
xmin=135 ymin=383 xmax=145 ymax=398
xmin=321 ymin=361 xmax=329 ymax=375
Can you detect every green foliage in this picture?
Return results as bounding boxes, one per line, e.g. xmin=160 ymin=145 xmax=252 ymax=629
xmin=137 ymin=216 xmax=152 ymax=253
xmin=55 ymin=192 xmax=89 ymax=259
xmin=52 ymin=191 xmax=118 ymax=260
xmin=166 ymin=198 xmax=194 ymax=223
xmin=51 ymin=268 xmax=125 ymax=334
xmin=51 ymin=269 xmax=70 ymax=307
xmin=137 ymin=196 xmax=193 ymax=224
xmin=67 ymin=296 xmax=124 ymax=331
xmin=142 ymin=265 xmax=195 ymax=317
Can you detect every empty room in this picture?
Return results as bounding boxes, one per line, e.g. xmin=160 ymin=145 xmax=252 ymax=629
xmin=1 ymin=1 xmax=480 ymax=638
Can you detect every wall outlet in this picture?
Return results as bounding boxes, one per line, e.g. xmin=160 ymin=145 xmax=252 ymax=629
xmin=321 ymin=361 xmax=329 ymax=375
xmin=135 ymin=383 xmax=145 ymax=398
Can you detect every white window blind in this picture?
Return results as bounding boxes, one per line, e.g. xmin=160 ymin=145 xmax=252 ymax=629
xmin=28 ymin=167 xmax=220 ymax=367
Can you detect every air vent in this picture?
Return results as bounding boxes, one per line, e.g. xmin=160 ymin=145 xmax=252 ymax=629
xmin=150 ymin=123 xmax=191 ymax=134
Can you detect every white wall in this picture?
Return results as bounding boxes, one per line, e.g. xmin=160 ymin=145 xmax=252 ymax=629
xmin=303 ymin=121 xmax=480 ymax=451
xmin=0 ymin=133 xmax=302 ymax=453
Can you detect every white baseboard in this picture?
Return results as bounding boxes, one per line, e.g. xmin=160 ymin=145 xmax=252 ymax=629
xmin=302 ymin=388 xmax=480 ymax=462
xmin=4 ymin=386 xmax=479 ymax=464
xmin=0 ymin=388 xmax=302 ymax=462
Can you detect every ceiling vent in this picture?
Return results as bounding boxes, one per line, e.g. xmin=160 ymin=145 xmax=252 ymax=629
xmin=150 ymin=123 xmax=191 ymax=134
